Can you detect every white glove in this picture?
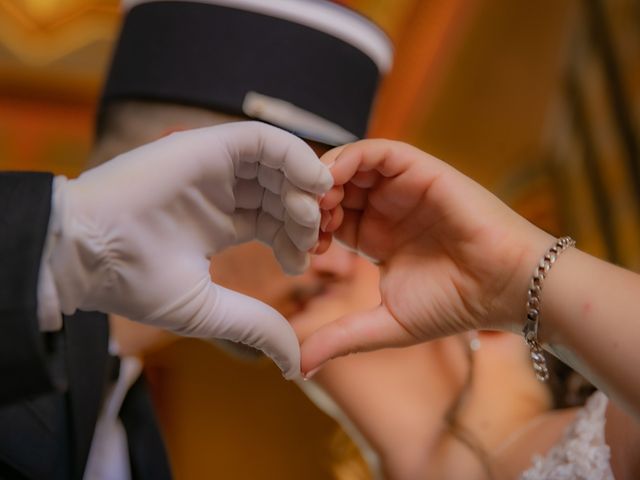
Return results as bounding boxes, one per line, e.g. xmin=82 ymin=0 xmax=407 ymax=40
xmin=43 ymin=122 xmax=332 ymax=378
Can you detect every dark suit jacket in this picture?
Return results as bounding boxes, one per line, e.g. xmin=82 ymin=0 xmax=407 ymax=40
xmin=0 ymin=172 xmax=114 ymax=479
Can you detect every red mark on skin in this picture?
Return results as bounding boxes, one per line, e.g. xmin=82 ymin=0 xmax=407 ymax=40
xmin=582 ymin=301 xmax=592 ymax=315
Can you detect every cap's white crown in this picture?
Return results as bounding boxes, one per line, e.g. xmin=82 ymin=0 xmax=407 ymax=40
xmin=122 ymin=0 xmax=393 ymax=73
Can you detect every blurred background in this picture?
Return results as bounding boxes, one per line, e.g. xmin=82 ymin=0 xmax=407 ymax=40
xmin=1 ymin=0 xmax=638 ymax=478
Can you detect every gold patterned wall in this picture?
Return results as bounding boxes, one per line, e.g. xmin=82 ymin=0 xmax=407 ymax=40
xmin=548 ymin=0 xmax=640 ymax=268
xmin=0 ymin=0 xmax=119 ymax=175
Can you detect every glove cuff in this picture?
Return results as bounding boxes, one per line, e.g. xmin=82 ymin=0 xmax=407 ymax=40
xmin=36 ymin=176 xmax=67 ymax=329
xmin=36 ymin=254 xmax=63 ymax=331
xmin=48 ymin=175 xmax=96 ymax=315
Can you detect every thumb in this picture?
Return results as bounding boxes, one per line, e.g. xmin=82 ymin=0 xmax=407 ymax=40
xmin=205 ymin=284 xmax=301 ymax=380
xmin=299 ymin=305 xmax=413 ymax=377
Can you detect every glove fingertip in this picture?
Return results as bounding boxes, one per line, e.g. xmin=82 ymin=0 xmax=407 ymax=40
xmin=283 ymin=367 xmax=302 ymax=381
xmin=273 ymin=230 xmax=309 ymax=275
xmin=315 ymin=166 xmax=334 ymax=193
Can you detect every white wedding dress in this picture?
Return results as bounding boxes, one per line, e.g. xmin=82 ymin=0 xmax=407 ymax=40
xmin=520 ymin=391 xmax=614 ymax=480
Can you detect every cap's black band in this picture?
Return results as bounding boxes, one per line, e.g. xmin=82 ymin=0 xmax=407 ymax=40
xmin=100 ymin=1 xmax=381 ymax=140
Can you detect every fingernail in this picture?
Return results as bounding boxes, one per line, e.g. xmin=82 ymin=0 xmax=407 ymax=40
xmin=303 ymin=366 xmax=322 ymax=381
xmin=320 ymin=212 xmax=332 ymax=231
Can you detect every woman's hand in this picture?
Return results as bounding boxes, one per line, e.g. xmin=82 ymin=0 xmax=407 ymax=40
xmin=302 ymin=139 xmax=554 ymax=375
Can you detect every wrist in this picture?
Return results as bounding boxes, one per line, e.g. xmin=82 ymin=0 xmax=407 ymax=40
xmin=534 ymin=247 xmax=586 ymax=347
xmin=522 ymin=236 xmax=576 ymax=380
xmin=491 ymin=221 xmax=556 ymax=334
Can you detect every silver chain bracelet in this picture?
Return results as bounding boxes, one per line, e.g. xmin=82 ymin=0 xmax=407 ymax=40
xmin=523 ymin=236 xmax=576 ymax=382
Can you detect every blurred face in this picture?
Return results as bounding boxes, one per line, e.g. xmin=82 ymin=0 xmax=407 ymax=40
xmin=209 ymin=240 xmax=380 ymax=339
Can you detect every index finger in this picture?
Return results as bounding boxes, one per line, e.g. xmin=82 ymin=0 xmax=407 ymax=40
xmin=329 ymin=139 xmax=443 ymax=187
xmin=219 ymin=121 xmax=334 ymax=195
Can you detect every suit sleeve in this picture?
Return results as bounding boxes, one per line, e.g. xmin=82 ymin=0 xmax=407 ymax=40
xmin=0 ymin=172 xmax=66 ymax=405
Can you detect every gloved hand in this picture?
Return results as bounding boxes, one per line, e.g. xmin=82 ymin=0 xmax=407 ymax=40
xmin=43 ymin=122 xmax=333 ymax=378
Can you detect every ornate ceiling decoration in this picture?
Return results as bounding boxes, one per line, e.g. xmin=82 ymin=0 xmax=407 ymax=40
xmin=0 ymin=0 xmax=119 ymax=66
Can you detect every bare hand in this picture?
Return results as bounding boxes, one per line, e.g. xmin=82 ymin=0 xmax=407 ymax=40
xmin=301 ymin=140 xmax=554 ymax=375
